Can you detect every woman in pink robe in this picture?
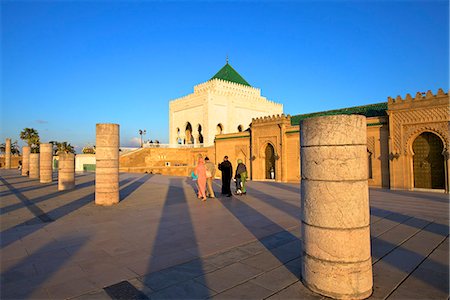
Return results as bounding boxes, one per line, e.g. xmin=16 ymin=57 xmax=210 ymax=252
xmin=195 ymin=157 xmax=207 ymax=201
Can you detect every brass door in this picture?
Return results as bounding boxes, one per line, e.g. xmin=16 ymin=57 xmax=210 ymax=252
xmin=413 ymin=132 xmax=445 ymax=189
xmin=265 ymin=144 xmax=275 ymax=179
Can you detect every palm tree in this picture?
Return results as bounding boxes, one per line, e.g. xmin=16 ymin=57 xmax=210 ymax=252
xmin=20 ymin=128 xmax=40 ymax=153
xmin=56 ymin=142 xmax=75 ymax=154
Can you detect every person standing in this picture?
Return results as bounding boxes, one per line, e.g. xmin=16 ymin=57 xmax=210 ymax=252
xmin=194 ymin=157 xmax=207 ymax=201
xmin=235 ymin=159 xmax=248 ymax=195
xmin=218 ymin=156 xmax=233 ymax=197
xmin=204 ymin=157 xmax=216 ymax=198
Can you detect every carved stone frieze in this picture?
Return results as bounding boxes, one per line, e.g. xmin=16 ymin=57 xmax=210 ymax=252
xmin=391 ymin=106 xmax=449 ymax=152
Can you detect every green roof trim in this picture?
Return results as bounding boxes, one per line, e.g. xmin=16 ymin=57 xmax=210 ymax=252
xmin=290 ymin=102 xmax=388 ymax=126
xmin=215 ymin=135 xmax=250 ymax=141
xmin=210 ymin=63 xmax=251 ymax=87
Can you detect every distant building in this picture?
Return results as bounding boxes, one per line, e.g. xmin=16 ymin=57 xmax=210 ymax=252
xmin=169 ymin=62 xmax=283 ymax=146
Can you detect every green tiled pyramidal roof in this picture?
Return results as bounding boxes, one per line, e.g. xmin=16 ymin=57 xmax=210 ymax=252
xmin=210 ymin=63 xmax=251 ymax=87
xmin=291 ymin=102 xmax=388 ymax=126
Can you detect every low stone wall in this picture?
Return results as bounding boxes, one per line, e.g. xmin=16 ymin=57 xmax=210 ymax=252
xmin=119 ymin=166 xmax=194 ymax=177
xmin=0 ymin=155 xmax=22 ymax=169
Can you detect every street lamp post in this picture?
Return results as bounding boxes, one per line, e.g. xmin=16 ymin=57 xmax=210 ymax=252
xmin=138 ymin=129 xmax=147 ymax=148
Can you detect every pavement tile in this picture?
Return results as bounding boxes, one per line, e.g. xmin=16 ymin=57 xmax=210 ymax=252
xmin=203 ymin=247 xmax=253 ymax=268
xmin=195 ymin=262 xmax=263 ymax=293
xmin=71 ymin=289 xmax=112 ymax=300
xmin=251 ymin=265 xmax=300 ymax=292
xmin=46 ymin=276 xmax=97 ymax=300
xmin=210 ymin=280 xmax=273 ymax=300
xmin=0 ymin=278 xmax=50 ymax=300
xmin=387 ymin=238 xmax=449 ymax=300
xmin=236 ymin=240 xmax=268 ymax=255
xmin=0 ymin=259 xmax=38 ymax=285
xmin=128 ymin=277 xmax=154 ymax=297
xmin=265 ymin=281 xmax=324 ymax=300
xmin=240 ymin=251 xmax=284 ymax=271
xmin=149 ymin=279 xmax=214 ymax=300
xmin=371 ymin=217 xmax=432 ymax=263
xmin=372 ymin=225 xmax=448 ymax=299
xmin=83 ymin=265 xmax=138 ymax=289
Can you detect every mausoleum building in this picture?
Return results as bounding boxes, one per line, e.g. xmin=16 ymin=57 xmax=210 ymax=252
xmin=169 ymin=62 xmax=283 ymax=146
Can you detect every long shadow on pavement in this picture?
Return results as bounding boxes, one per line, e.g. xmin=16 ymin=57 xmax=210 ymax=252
xmin=371 ymin=188 xmax=449 ymax=204
xmin=0 ymin=179 xmax=96 ymax=216
xmin=119 ymin=174 xmax=153 ymax=202
xmin=371 ymin=207 xmax=449 ymax=237
xmin=0 ymin=237 xmax=88 ymax=299
xmin=244 ymin=184 xmax=300 ymax=220
xmin=0 ymin=177 xmax=135 ymax=249
xmin=138 ymin=177 xmax=212 ymax=299
xmin=216 ymin=192 xmax=301 ymax=279
xmin=372 ymin=229 xmax=449 ymax=295
xmin=255 ymin=181 xmax=300 ymax=195
xmin=0 ymin=172 xmax=90 ymax=197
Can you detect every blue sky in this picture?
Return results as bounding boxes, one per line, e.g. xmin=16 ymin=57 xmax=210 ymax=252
xmin=1 ymin=0 xmax=448 ymax=152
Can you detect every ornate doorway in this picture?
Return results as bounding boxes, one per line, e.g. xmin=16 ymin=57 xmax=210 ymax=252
xmin=412 ymin=132 xmax=445 ymax=189
xmin=265 ymin=144 xmax=275 ymax=179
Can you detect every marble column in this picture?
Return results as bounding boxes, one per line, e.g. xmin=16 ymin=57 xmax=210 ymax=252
xmin=95 ymin=123 xmax=119 ymax=206
xmin=39 ymin=143 xmax=53 ymax=183
xmin=22 ymin=146 xmax=30 ymax=176
xmin=5 ymin=138 xmax=11 ymax=169
xmin=58 ymin=153 xmax=75 ymax=190
xmin=300 ymin=114 xmax=372 ymax=299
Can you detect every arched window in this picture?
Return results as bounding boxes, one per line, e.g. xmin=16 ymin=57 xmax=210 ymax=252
xmin=216 ymin=123 xmax=223 ymax=135
xmin=185 ymin=122 xmax=193 ymax=144
xmin=197 ymin=124 xmax=204 ymax=144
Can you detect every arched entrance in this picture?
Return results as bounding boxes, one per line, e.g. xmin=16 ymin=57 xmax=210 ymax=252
xmin=412 ymin=132 xmax=445 ymax=189
xmin=265 ymin=144 xmax=275 ymax=179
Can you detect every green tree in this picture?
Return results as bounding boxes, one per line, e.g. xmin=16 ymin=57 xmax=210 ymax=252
xmin=20 ymin=128 xmax=40 ymax=153
xmin=0 ymin=142 xmax=17 ymax=154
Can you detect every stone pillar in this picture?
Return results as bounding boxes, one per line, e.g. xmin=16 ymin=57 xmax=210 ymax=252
xmin=29 ymin=153 xmax=40 ymax=179
xmin=22 ymin=146 xmax=30 ymax=176
xmin=39 ymin=143 xmax=53 ymax=183
xmin=95 ymin=123 xmax=119 ymax=206
xmin=300 ymin=115 xmax=372 ymax=299
xmin=5 ymin=138 xmax=11 ymax=169
xmin=58 ymin=153 xmax=75 ymax=190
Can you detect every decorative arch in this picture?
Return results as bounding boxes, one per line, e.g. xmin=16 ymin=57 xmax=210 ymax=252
xmin=260 ymin=141 xmax=277 ymax=180
xmin=216 ymin=123 xmax=224 ymax=135
xmin=411 ymin=132 xmax=445 ymax=189
xmin=405 ymin=125 xmax=449 ymax=156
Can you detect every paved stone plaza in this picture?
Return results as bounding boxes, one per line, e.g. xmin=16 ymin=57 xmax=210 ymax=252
xmin=1 ymin=170 xmax=448 ymax=299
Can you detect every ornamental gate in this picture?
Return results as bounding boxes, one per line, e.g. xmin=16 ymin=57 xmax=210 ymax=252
xmin=265 ymin=144 xmax=275 ymax=179
xmin=412 ymin=132 xmax=445 ymax=189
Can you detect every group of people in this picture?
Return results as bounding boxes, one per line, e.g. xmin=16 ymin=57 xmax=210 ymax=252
xmin=192 ymin=156 xmax=247 ymax=201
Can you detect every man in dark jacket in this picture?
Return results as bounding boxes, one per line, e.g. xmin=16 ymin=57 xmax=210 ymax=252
xmin=218 ymin=156 xmax=233 ymax=197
